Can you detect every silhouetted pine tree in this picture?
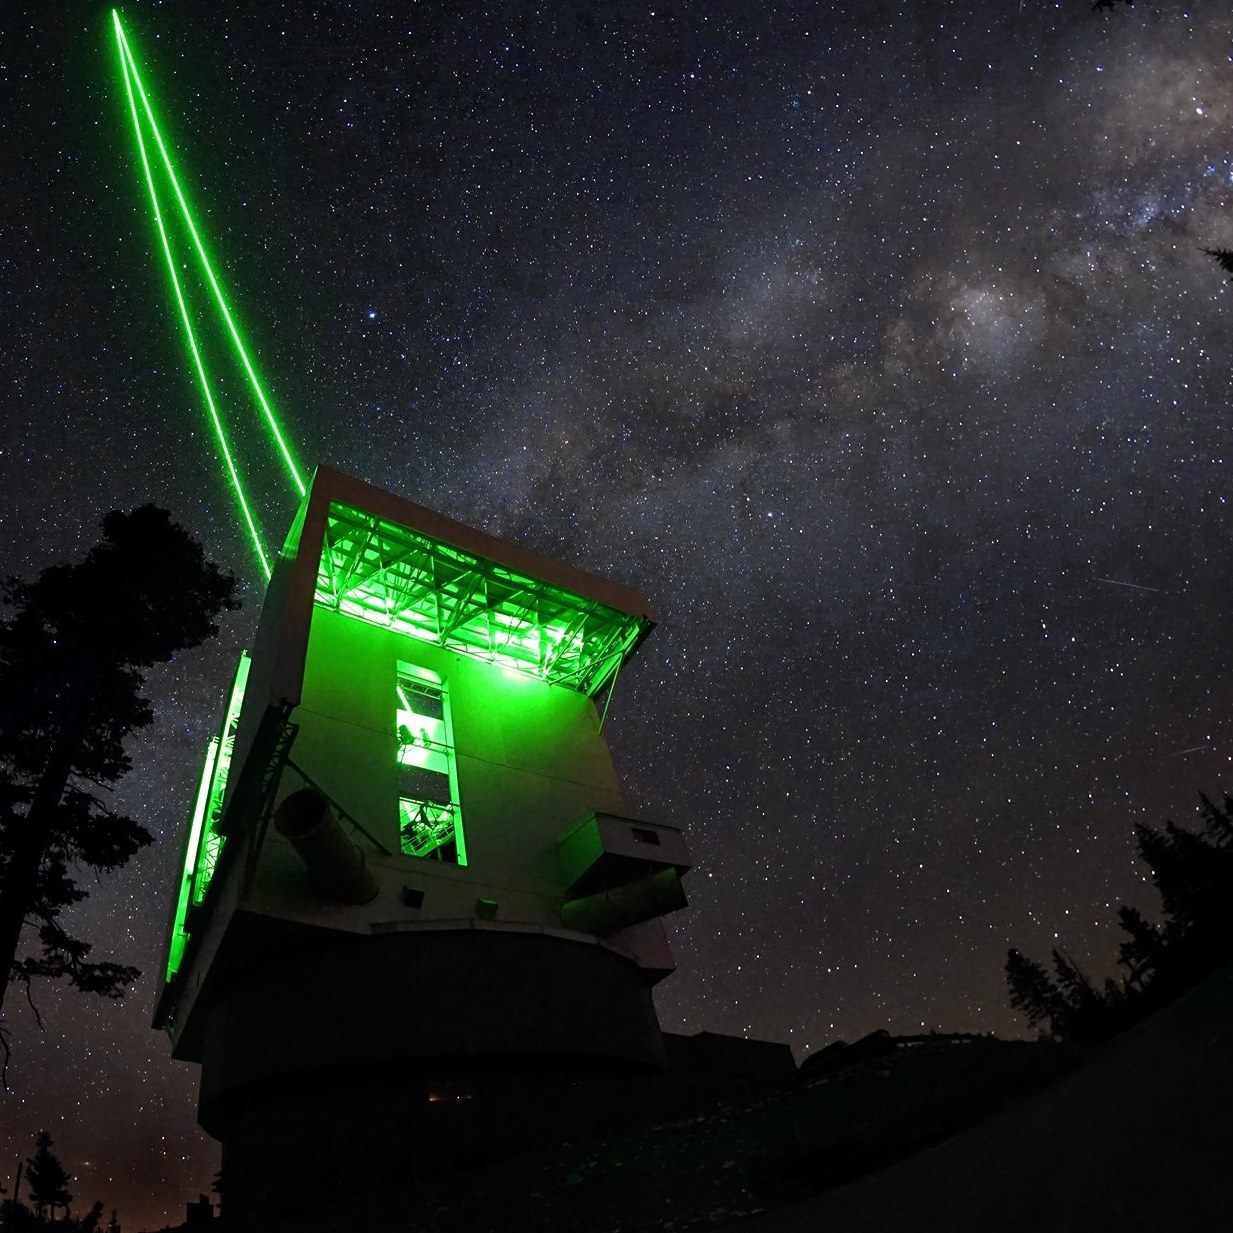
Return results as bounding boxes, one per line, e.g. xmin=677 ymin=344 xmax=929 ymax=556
xmin=1204 ymin=248 xmax=1233 ymax=281
xmin=1197 ymin=792 xmax=1233 ymax=848
xmin=1004 ymin=949 xmax=1065 ymax=1033
xmin=1051 ymin=950 xmax=1098 ymax=1008
xmin=79 ymin=1199 xmax=105 ymax=1232
xmin=1008 ymin=792 xmax=1233 ymax=1040
xmin=1135 ymin=818 xmax=1233 ymax=955
xmin=0 ymin=506 xmax=237 ymax=1027
xmin=1116 ymin=904 xmax=1162 ymax=989
xmin=1052 ymin=949 xmax=1118 ymax=1040
xmin=26 ymin=1130 xmax=72 ymax=1223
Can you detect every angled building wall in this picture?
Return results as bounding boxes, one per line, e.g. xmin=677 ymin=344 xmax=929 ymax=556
xmin=154 ymin=467 xmax=691 ymax=1212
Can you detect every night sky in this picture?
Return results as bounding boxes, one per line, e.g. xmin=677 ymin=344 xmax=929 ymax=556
xmin=4 ymin=1 xmax=1233 ymax=1226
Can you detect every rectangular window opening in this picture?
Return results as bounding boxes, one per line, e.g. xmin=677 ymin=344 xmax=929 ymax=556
xmin=396 ymin=663 xmax=465 ymax=865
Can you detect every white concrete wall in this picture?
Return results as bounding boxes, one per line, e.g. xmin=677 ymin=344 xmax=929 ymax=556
xmin=258 ymin=605 xmax=636 ymax=929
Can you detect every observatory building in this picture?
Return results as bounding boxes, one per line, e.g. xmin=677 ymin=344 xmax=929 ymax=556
xmin=154 ymin=467 xmax=692 ymax=1211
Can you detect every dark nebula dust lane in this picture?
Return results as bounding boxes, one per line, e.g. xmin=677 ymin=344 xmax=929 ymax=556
xmin=3 ymin=2 xmax=1233 ymax=1227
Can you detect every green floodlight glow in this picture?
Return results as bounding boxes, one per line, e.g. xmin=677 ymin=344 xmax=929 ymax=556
xmin=164 ymin=653 xmax=251 ymax=984
xmin=317 ymin=502 xmax=650 ymax=695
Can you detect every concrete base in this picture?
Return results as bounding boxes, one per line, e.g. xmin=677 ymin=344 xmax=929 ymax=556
xmin=195 ymin=927 xmax=668 ymax=1214
xmin=215 ymin=1055 xmax=684 ymax=1214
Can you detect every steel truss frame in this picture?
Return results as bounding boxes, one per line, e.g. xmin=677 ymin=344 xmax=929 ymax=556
xmin=316 ymin=502 xmax=649 ymax=695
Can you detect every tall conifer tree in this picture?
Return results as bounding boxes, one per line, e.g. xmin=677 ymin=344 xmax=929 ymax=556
xmin=0 ymin=506 xmax=237 ymax=1019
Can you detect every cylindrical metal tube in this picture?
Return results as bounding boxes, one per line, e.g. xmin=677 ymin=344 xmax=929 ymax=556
xmin=559 ymin=867 xmax=686 ymax=935
xmin=272 ymin=788 xmax=379 ymax=904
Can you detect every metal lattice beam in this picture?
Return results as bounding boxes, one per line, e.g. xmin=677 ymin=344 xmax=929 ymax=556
xmin=315 ymin=501 xmax=651 ymax=694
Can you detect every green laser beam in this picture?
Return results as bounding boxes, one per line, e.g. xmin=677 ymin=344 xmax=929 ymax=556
xmin=112 ymin=10 xmax=306 ymax=500
xmin=115 ymin=17 xmax=272 ymax=579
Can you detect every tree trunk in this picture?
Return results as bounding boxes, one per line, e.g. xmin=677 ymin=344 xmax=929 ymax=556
xmin=0 ymin=719 xmax=82 ymax=1018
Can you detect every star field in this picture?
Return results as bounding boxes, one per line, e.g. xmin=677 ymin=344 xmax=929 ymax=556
xmin=4 ymin=2 xmax=1233 ymax=1227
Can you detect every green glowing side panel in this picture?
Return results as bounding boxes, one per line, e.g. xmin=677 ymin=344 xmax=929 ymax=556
xmin=164 ymin=652 xmax=251 ymax=983
xmin=317 ymin=502 xmax=650 ymax=695
xmin=396 ymin=664 xmax=466 ymax=864
xmin=192 ymin=653 xmax=251 ymax=904
xmin=165 ymin=736 xmax=220 ymax=981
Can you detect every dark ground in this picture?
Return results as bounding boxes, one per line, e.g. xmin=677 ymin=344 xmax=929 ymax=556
xmin=155 ymin=963 xmax=1233 ymax=1232
xmin=737 ymin=963 xmax=1233 ymax=1233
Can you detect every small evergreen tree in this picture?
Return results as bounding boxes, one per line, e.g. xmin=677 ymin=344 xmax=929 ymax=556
xmin=1051 ymin=949 xmax=1099 ymax=1009
xmin=26 ymin=1130 xmax=72 ymax=1223
xmin=1135 ymin=817 xmax=1233 ymax=963
xmin=1197 ymin=792 xmax=1233 ymax=849
xmin=1115 ymin=904 xmax=1162 ymax=989
xmin=1052 ymin=949 xmax=1120 ymax=1040
xmin=1008 ymin=791 xmax=1233 ymax=1040
xmin=1204 ymin=248 xmax=1233 ymax=281
xmin=1004 ymin=948 xmax=1064 ymax=1033
xmin=79 ymin=1199 xmax=105 ymax=1232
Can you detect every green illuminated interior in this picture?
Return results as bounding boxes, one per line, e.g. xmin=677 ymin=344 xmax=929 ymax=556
xmin=112 ymin=10 xmax=305 ymax=579
xmin=317 ymin=502 xmax=650 ymax=695
xmin=165 ymin=736 xmax=219 ymax=981
xmin=397 ymin=664 xmax=465 ymax=864
xmin=193 ymin=653 xmax=250 ymax=903
xmin=165 ymin=653 xmax=251 ymax=982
